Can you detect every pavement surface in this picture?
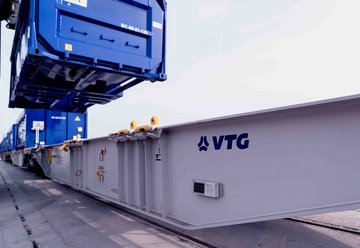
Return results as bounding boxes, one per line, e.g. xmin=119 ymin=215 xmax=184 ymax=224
xmin=0 ymin=161 xmax=201 ymax=248
xmin=1 ymin=161 xmax=360 ymax=248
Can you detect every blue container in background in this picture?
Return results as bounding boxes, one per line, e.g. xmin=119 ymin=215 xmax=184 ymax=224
xmin=11 ymin=124 xmax=17 ymax=151
xmin=23 ymin=109 xmax=46 ymax=148
xmin=67 ymin=112 xmax=87 ymax=141
xmin=9 ymin=0 xmax=167 ymax=112
xmin=0 ymin=129 xmax=14 ymax=153
xmin=1 ymin=109 xmax=88 ymax=151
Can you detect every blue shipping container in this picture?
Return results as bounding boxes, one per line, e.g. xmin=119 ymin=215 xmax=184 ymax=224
xmin=9 ymin=0 xmax=167 ymax=112
xmin=10 ymin=109 xmax=88 ymax=149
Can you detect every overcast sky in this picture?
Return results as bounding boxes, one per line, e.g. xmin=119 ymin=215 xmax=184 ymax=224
xmin=1 ymin=0 xmax=360 ymax=138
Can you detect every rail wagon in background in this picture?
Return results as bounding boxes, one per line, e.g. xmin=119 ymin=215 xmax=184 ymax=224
xmin=0 ymin=125 xmax=16 ymax=162
xmin=1 ymin=0 xmax=166 ymax=112
xmin=0 ymin=109 xmax=87 ymax=172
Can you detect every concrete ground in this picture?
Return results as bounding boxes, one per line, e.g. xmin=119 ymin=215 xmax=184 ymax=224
xmin=0 ymin=161 xmax=201 ymax=248
xmin=1 ymin=161 xmax=360 ymax=248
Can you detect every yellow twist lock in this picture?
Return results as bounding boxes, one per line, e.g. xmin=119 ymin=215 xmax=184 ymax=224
xmin=35 ymin=147 xmax=42 ymax=153
xmin=130 ymin=120 xmax=138 ymax=130
xmin=47 ymin=148 xmax=53 ymax=165
xmin=118 ymin=129 xmax=131 ymax=135
xmin=109 ymin=120 xmax=138 ymax=136
xmin=151 ymin=116 xmax=159 ymax=125
xmin=59 ymin=141 xmax=69 ymax=152
xmin=134 ymin=116 xmax=159 ymax=133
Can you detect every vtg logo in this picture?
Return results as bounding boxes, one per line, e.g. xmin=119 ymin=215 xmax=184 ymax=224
xmin=198 ymin=133 xmax=249 ymax=152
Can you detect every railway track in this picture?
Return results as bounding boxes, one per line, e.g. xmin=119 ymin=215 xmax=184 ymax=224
xmin=288 ymin=217 xmax=360 ymax=236
xmin=54 ymin=176 xmax=360 ymax=248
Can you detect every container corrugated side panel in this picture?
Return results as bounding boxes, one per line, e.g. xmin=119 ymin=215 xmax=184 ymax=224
xmin=25 ymin=109 xmax=46 ymax=148
xmin=38 ymin=0 xmax=159 ymax=71
xmin=67 ymin=112 xmax=87 ymax=140
xmin=45 ymin=111 xmax=67 ymax=145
